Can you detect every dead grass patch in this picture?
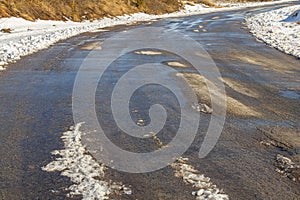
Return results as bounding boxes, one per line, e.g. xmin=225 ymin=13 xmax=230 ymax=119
xmin=197 ymin=0 xmax=217 ymax=7
xmin=216 ymin=0 xmax=271 ymax=2
xmin=0 ymin=0 xmax=183 ymax=21
xmin=1 ymin=28 xmax=12 ymax=33
xmin=0 ymin=0 xmax=277 ymax=21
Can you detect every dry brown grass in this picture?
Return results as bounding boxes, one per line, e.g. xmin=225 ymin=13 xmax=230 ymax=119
xmin=213 ymin=0 xmax=271 ymax=2
xmin=0 ymin=0 xmax=182 ymax=21
xmin=1 ymin=28 xmax=12 ymax=33
xmin=0 ymin=0 xmax=276 ymax=21
xmin=194 ymin=0 xmax=217 ymax=7
xmin=215 ymin=0 xmax=276 ymax=6
xmin=0 ymin=0 xmax=139 ymax=21
xmin=142 ymin=0 xmax=181 ymax=14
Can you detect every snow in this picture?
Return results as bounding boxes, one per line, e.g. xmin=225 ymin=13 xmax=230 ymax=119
xmin=281 ymin=9 xmax=300 ymax=22
xmin=171 ymin=157 xmax=229 ymax=200
xmin=42 ymin=123 xmax=132 ymax=200
xmin=246 ymin=5 xmax=300 ymax=58
xmin=0 ymin=0 xmax=296 ymax=70
xmin=218 ymin=0 xmax=295 ymax=8
xmin=275 ymin=154 xmax=300 ymax=182
xmin=166 ymin=61 xmax=188 ymax=68
xmin=134 ymin=50 xmax=163 ymax=55
xmin=151 ymin=128 xmax=228 ymax=199
xmin=192 ymin=103 xmax=213 ymax=114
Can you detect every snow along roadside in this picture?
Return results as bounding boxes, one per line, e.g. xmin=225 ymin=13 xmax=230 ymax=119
xmin=217 ymin=0 xmax=295 ymax=8
xmin=42 ymin=123 xmax=132 ymax=200
xmin=246 ymin=5 xmax=300 ymax=58
xmin=0 ymin=0 xmax=296 ymax=71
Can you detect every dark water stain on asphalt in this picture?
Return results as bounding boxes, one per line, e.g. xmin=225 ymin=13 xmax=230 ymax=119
xmin=279 ymin=90 xmax=300 ymax=99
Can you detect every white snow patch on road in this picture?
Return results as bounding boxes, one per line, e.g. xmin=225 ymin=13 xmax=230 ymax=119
xmin=0 ymin=0 xmax=296 ymax=70
xmin=134 ymin=50 xmax=163 ymax=55
xmin=192 ymin=103 xmax=213 ymax=114
xmin=275 ymin=154 xmax=300 ymax=181
xmin=166 ymin=61 xmax=187 ymax=68
xmin=42 ymin=123 xmax=131 ymax=200
xmin=246 ymin=5 xmax=300 ymax=58
xmin=171 ymin=157 xmax=229 ymax=200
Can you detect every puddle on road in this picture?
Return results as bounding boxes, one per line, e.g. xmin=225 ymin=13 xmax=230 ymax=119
xmin=212 ymin=16 xmax=221 ymax=20
xmin=279 ymin=90 xmax=300 ymax=99
xmin=81 ymin=41 xmax=102 ymax=50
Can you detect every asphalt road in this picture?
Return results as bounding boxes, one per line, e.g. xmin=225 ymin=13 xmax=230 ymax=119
xmin=0 ymin=2 xmax=299 ymax=200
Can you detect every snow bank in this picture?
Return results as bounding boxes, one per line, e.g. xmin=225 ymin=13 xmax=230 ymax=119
xmin=246 ymin=5 xmax=300 ymax=58
xmin=281 ymin=9 xmax=300 ymax=22
xmin=218 ymin=0 xmax=295 ymax=8
xmin=0 ymin=0 xmax=296 ymax=71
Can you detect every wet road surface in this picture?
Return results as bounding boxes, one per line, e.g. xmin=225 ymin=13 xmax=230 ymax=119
xmin=1 ymin=2 xmax=300 ymax=200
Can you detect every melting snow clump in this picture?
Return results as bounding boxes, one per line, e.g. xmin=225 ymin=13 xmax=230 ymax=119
xmin=171 ymin=157 xmax=229 ymax=200
xmin=192 ymin=103 xmax=213 ymax=114
xmin=275 ymin=154 xmax=300 ymax=182
xmin=42 ymin=123 xmax=131 ymax=200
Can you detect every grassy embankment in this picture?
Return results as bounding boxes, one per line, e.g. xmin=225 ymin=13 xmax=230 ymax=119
xmin=0 ymin=0 xmax=182 ymax=21
xmin=0 ymin=0 xmax=274 ymax=22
